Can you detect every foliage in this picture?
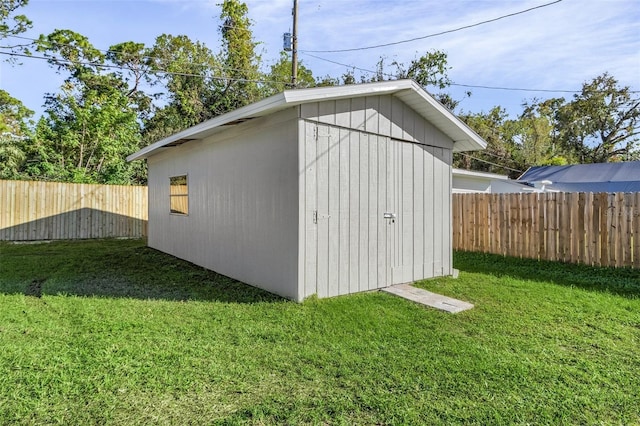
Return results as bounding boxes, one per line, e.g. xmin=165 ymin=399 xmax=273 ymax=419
xmin=265 ymin=51 xmax=316 ymax=94
xmin=346 ymin=51 xmax=468 ymax=112
xmin=0 ymin=0 xmax=31 ymax=55
xmin=0 ymin=0 xmax=32 ymax=178
xmin=143 ymin=34 xmax=222 ymax=143
xmin=0 ymin=239 xmax=638 ymax=424
xmin=106 ymin=41 xmax=154 ymax=118
xmin=391 ymin=50 xmax=451 ymax=89
xmin=518 ymin=98 xmax=567 ymax=166
xmin=33 ymin=82 xmax=141 ymax=184
xmin=218 ymin=0 xmax=263 ymax=109
xmin=456 ymin=107 xmax=523 ymax=177
xmin=3 ymin=0 xmax=638 ymax=184
xmin=28 ymin=30 xmax=144 ymax=184
xmin=143 ymin=1 xmax=263 ymax=142
xmin=0 ymin=89 xmax=32 ymax=179
xmin=339 ymin=50 xmax=452 ymax=91
xmin=457 ymin=74 xmax=639 ymax=175
xmin=554 ymin=73 xmax=639 ymax=162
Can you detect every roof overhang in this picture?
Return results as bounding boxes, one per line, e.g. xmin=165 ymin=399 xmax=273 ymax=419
xmin=128 ymin=79 xmax=487 ymax=161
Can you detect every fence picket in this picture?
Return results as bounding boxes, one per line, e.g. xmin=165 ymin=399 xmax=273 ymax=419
xmin=631 ymin=192 xmax=640 ymax=268
xmin=452 ymin=191 xmax=637 ymax=269
xmin=0 ymin=180 xmax=148 ymax=241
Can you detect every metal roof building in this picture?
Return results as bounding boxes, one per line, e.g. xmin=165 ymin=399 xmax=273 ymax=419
xmin=518 ymin=162 xmax=640 ymax=193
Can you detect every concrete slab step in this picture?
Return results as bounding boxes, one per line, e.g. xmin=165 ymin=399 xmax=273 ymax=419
xmin=381 ymin=284 xmax=474 ymax=313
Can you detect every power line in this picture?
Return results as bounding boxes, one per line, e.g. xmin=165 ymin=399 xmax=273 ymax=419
xmin=302 ymin=52 xmax=387 ymax=77
xmin=0 ymin=50 xmax=291 ymax=86
xmin=302 ymin=52 xmax=640 ymax=94
xmin=302 ymin=0 xmax=563 ymax=53
xmin=451 ymin=83 xmax=577 ymax=94
xmin=3 ymin=44 xmax=637 ymax=97
xmin=459 ymin=153 xmax=524 ymax=173
xmin=4 ymin=34 xmax=261 ymax=76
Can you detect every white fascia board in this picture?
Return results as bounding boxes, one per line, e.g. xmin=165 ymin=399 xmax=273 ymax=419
xmin=453 ymin=168 xmax=509 ymax=180
xmin=516 ymin=167 xmax=533 ymax=181
xmin=128 ymin=82 xmax=412 ymax=161
xmin=283 ymin=80 xmax=414 ymax=103
xmin=401 ymin=81 xmax=486 ymax=152
xmin=127 ymin=93 xmax=288 ymax=161
xmin=128 ymin=79 xmax=487 ymax=161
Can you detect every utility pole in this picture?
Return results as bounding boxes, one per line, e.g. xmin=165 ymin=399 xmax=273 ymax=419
xmin=291 ymin=0 xmax=298 ymax=88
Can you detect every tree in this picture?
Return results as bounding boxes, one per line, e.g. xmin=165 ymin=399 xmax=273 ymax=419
xmin=106 ymin=41 xmax=154 ymax=119
xmin=0 ymin=0 xmax=32 ymax=56
xmin=31 ymin=83 xmax=141 ymax=183
xmin=36 ymin=29 xmax=104 ymax=76
xmin=0 ymin=89 xmax=32 ymax=178
xmin=30 ymin=30 xmax=144 ymax=184
xmin=143 ymin=34 xmax=222 ymax=142
xmin=555 ymin=73 xmax=639 ymax=163
xmin=340 ymin=50 xmax=467 ymax=111
xmin=518 ymin=98 xmax=568 ymax=166
xmin=218 ymin=0 xmax=263 ymax=110
xmin=391 ymin=51 xmax=451 ymax=90
xmin=339 ymin=51 xmax=451 ymax=91
xmin=457 ymin=107 xmax=523 ymax=177
xmin=265 ymin=52 xmax=316 ymax=94
xmin=143 ymin=1 xmax=264 ymax=142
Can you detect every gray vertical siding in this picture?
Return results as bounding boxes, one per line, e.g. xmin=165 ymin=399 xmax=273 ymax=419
xmin=300 ymin=121 xmax=393 ymax=299
xmin=147 ymin=93 xmax=455 ymax=301
xmin=147 ymin=109 xmax=301 ymax=300
xmin=300 ymin=94 xmax=452 ymax=149
xmin=299 ymin=94 xmax=454 ymax=299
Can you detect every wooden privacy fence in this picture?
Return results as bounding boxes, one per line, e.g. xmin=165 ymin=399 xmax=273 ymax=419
xmin=453 ymin=192 xmax=640 ymax=268
xmin=0 ymin=180 xmax=148 ymax=241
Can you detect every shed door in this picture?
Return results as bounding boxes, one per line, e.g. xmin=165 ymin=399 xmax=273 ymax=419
xmin=303 ymin=122 xmax=399 ymax=298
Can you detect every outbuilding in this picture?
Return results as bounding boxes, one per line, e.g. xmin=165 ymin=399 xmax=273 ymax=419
xmin=128 ymin=80 xmax=487 ymax=301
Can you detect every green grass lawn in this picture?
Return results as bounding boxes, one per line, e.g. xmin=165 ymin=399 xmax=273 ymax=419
xmin=1 ymin=239 xmax=638 ymax=425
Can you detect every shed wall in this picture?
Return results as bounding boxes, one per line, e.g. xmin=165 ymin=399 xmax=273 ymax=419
xmin=300 ymin=94 xmax=453 ymax=150
xmin=147 ymin=109 xmax=300 ymax=300
xmin=299 ymin=101 xmax=453 ymax=300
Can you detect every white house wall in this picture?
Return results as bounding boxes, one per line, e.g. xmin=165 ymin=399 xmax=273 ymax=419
xmin=147 ymin=109 xmax=300 ymax=300
xmin=452 ymin=175 xmax=492 ymax=193
xmin=490 ymin=179 xmax=538 ymax=193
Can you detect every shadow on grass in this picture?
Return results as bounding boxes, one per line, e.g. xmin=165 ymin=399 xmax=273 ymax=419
xmin=454 ymin=250 xmax=640 ymax=299
xmin=0 ymin=240 xmax=285 ymax=304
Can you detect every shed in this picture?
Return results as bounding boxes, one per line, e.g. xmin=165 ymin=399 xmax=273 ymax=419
xmin=128 ymin=80 xmax=487 ymax=301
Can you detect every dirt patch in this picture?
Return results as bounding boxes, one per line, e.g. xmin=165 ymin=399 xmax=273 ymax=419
xmin=25 ymin=278 xmax=46 ymax=298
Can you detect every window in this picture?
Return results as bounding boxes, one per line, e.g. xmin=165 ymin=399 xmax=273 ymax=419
xmin=170 ymin=175 xmax=188 ymax=215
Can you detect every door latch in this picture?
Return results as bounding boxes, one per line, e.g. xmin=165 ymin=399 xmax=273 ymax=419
xmin=313 ymin=211 xmax=330 ymax=224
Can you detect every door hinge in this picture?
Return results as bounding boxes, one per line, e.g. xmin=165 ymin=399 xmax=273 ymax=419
xmin=313 ymin=210 xmax=318 ymax=224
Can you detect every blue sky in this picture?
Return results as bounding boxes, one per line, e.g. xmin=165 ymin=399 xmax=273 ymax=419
xmin=1 ymin=0 xmax=638 ymax=120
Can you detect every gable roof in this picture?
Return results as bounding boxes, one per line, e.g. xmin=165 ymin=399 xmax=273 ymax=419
xmin=128 ymin=79 xmax=487 ymax=161
xmin=518 ymin=162 xmax=640 ymax=193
